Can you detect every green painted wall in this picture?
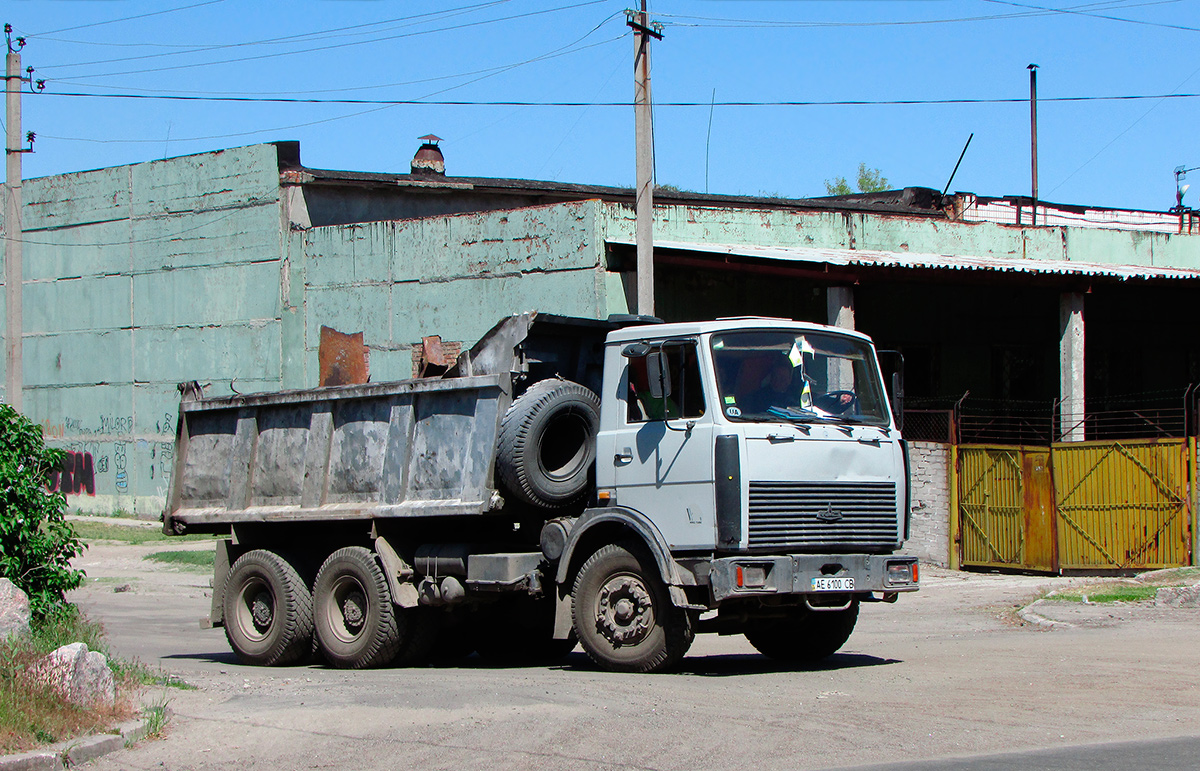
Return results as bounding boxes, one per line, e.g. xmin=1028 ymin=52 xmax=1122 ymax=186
xmin=1 ymin=144 xmax=286 ymax=516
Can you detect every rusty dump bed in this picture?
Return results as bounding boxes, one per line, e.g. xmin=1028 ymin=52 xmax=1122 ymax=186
xmin=163 ymin=311 xmax=645 ymax=534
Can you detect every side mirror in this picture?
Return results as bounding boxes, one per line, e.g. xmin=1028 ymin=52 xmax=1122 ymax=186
xmin=645 ymin=349 xmax=672 ymax=400
xmin=892 ymin=370 xmax=904 ymax=433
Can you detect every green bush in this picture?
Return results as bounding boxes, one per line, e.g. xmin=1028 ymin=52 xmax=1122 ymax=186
xmin=0 ymin=405 xmax=84 ymax=618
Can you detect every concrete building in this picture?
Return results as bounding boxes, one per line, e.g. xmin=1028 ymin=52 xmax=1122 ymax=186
xmin=4 ymin=140 xmax=1199 ymax=563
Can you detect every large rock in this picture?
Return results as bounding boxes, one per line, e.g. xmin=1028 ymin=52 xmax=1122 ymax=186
xmin=1156 ymin=585 xmax=1200 ymax=608
xmin=0 ymin=578 xmax=31 ymax=640
xmin=29 ymin=642 xmax=117 ymax=708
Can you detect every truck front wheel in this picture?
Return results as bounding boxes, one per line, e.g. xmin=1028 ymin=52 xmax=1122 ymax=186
xmin=744 ymin=600 xmax=859 ymax=663
xmin=572 ymin=543 xmax=693 ymax=673
xmin=313 ymin=547 xmax=403 ymax=669
xmin=223 ymin=550 xmax=314 ymax=667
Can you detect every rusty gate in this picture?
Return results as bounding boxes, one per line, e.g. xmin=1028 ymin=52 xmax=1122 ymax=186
xmin=956 ymin=439 xmax=1193 ymax=572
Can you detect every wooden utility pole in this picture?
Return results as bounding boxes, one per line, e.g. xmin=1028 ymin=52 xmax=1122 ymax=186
xmin=628 ymin=4 xmax=661 ymax=316
xmin=5 ymin=27 xmax=26 ymax=411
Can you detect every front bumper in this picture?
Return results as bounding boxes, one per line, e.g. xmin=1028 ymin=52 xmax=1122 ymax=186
xmin=708 ymin=553 xmax=919 ymax=602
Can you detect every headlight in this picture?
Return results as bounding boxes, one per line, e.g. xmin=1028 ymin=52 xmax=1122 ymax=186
xmin=886 ymin=560 xmax=918 ymax=586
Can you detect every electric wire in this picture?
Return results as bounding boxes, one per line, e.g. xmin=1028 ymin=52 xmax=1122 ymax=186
xmin=37 ymin=0 xmax=609 ymax=79
xmin=31 ymin=1 xmax=513 ymax=69
xmin=21 ymin=0 xmax=228 ymax=37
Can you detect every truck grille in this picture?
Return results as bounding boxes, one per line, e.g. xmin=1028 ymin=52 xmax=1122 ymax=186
xmin=747 ymin=481 xmax=898 ymax=550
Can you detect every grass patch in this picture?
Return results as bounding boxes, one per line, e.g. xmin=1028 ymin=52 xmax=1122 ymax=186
xmin=0 ymin=606 xmax=139 ymax=754
xmin=1047 ymin=584 xmax=1160 ymax=604
xmin=143 ymin=550 xmax=215 ymax=571
xmin=70 ymin=521 xmax=217 ymax=546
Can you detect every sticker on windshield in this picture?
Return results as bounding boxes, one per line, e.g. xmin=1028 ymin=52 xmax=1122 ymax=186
xmin=726 ymin=406 xmax=742 ymax=418
xmin=723 ymin=395 xmax=737 ymax=404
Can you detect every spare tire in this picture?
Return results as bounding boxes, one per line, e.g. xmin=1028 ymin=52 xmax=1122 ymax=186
xmin=497 ymin=378 xmax=600 ymax=510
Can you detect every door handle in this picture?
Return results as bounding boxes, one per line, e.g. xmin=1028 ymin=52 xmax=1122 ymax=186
xmin=615 ymin=447 xmax=633 ymax=465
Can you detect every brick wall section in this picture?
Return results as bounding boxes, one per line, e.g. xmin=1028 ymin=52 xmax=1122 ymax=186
xmin=907 ymin=441 xmax=952 ymax=567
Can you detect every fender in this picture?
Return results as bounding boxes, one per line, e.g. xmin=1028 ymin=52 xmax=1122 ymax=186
xmin=554 ymin=505 xmax=686 ymax=590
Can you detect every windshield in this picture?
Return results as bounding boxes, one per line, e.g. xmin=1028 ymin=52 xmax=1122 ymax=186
xmin=710 ymin=329 xmax=890 ymax=426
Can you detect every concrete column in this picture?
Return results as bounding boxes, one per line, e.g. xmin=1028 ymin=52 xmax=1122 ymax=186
xmin=826 ymin=286 xmax=856 ymax=390
xmin=826 ymin=286 xmax=855 ymax=330
xmin=1059 ymin=291 xmax=1086 ymax=442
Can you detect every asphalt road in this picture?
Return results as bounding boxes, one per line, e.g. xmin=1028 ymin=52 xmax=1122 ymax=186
xmin=69 ymin=541 xmax=1200 ymax=771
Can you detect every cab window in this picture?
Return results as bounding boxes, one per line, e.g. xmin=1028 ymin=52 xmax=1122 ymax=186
xmin=626 ymin=342 xmax=706 ymax=423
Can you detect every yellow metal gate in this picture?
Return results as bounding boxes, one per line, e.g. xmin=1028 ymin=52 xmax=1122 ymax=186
xmin=1053 ymin=439 xmax=1192 ymax=571
xmin=957 ymin=446 xmax=1056 ymax=571
xmin=957 ymin=440 xmax=1193 ymax=572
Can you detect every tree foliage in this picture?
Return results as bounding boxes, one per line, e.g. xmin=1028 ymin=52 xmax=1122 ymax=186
xmin=824 ymin=163 xmax=890 ymax=196
xmin=0 ymin=405 xmax=84 ymax=618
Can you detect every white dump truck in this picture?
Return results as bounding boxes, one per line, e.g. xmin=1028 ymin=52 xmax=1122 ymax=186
xmin=164 ymin=312 xmax=918 ymax=673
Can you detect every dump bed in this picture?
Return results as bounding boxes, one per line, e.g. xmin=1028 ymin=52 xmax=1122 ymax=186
xmin=163 ymin=374 xmax=512 ymax=534
xmin=163 ymin=311 xmax=645 ymax=535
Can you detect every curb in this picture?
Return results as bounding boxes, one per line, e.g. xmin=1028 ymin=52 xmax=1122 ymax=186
xmin=1017 ymin=599 xmax=1076 ymax=629
xmin=0 ymin=713 xmax=160 ymax=771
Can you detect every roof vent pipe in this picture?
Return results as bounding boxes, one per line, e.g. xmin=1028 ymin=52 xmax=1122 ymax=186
xmin=412 ymin=134 xmax=445 ymax=175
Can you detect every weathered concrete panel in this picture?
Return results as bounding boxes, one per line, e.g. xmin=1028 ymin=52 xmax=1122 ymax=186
xmin=390 ymin=270 xmax=603 ymax=345
xmin=1150 ymin=231 xmax=1200 ymax=270
xmin=133 ymin=260 xmax=281 ymax=327
xmin=24 ymin=165 xmax=131 ymax=231
xmin=129 ymin=144 xmax=280 ymax=217
xmin=305 ymin=221 xmax=392 ymax=287
xmin=305 ymin=284 xmax=391 ymax=349
xmin=1064 ymin=226 xmax=1161 ymax=268
xmin=391 ymin=201 xmax=599 ymax=282
xmin=134 ymin=323 xmax=281 ymax=384
xmin=603 ymin=202 xmax=853 ymax=250
xmin=855 ymin=216 xmax=1028 ymax=258
xmin=129 ymin=204 xmax=281 ymax=273
xmin=22 ymin=220 xmax=134 ymax=282
xmin=25 ymin=330 xmax=133 ymax=387
xmin=26 ymin=275 xmax=131 ymax=334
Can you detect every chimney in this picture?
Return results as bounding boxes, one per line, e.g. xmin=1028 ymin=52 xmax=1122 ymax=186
xmin=412 ymin=134 xmax=445 ymax=176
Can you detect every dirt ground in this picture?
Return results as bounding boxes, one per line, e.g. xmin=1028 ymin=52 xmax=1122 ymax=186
xmin=67 ymin=538 xmax=1200 ymax=771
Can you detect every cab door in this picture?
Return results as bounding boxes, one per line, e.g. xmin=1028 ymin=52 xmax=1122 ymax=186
xmin=595 ymin=341 xmax=716 ymax=550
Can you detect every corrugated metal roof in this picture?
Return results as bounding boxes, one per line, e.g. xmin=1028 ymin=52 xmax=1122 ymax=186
xmin=614 ymin=239 xmax=1200 ymax=281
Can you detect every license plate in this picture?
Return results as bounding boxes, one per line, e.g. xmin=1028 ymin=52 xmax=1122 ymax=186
xmin=811 ymin=577 xmax=854 ymax=592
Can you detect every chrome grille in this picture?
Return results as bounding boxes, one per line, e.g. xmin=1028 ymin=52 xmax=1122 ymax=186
xmin=748 ymin=481 xmax=899 ymax=550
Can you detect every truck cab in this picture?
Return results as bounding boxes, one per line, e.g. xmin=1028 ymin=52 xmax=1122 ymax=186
xmin=556 ymin=318 xmax=918 ymax=670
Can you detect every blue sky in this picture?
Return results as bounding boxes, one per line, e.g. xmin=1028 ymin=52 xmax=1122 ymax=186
xmin=6 ymin=0 xmax=1199 ymax=211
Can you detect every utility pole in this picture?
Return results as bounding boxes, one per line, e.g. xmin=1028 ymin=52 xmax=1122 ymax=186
xmin=5 ymin=26 xmax=27 ymax=412
xmin=627 ymin=5 xmax=662 ymax=316
xmin=1028 ymin=63 xmax=1039 ymax=227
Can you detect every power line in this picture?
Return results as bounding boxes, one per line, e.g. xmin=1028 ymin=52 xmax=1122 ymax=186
xmin=981 ymin=0 xmax=1200 ymax=33
xmin=35 ymin=90 xmax=1200 ymax=108
xmin=32 ymin=1 xmax=513 ymax=70
xmin=22 ymin=0 xmax=229 ymax=37
xmin=44 ymin=9 xmax=623 ymax=99
xmin=37 ymin=0 xmax=610 ymax=79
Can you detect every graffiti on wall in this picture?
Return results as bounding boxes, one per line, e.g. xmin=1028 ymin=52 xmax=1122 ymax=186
xmin=48 ymin=451 xmax=96 ymax=496
xmin=39 ymin=411 xmax=177 ymax=503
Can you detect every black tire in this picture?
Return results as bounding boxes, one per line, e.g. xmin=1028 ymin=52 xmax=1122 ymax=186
xmin=313 ymin=547 xmax=403 ymax=669
xmin=497 ymin=378 xmax=600 ymax=510
xmin=223 ymin=550 xmax=314 ymax=667
xmin=572 ymin=543 xmax=693 ymax=673
xmin=744 ymin=601 xmax=859 ymax=662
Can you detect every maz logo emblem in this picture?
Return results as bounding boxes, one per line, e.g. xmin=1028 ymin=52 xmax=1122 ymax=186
xmin=816 ymin=504 xmax=844 ymax=523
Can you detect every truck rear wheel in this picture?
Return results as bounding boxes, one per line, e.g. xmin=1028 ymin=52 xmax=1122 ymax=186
xmin=313 ymin=547 xmax=403 ymax=669
xmin=744 ymin=601 xmax=859 ymax=662
xmin=497 ymin=378 xmax=600 ymax=510
xmin=223 ymin=550 xmax=314 ymax=667
xmin=572 ymin=543 xmax=693 ymax=673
